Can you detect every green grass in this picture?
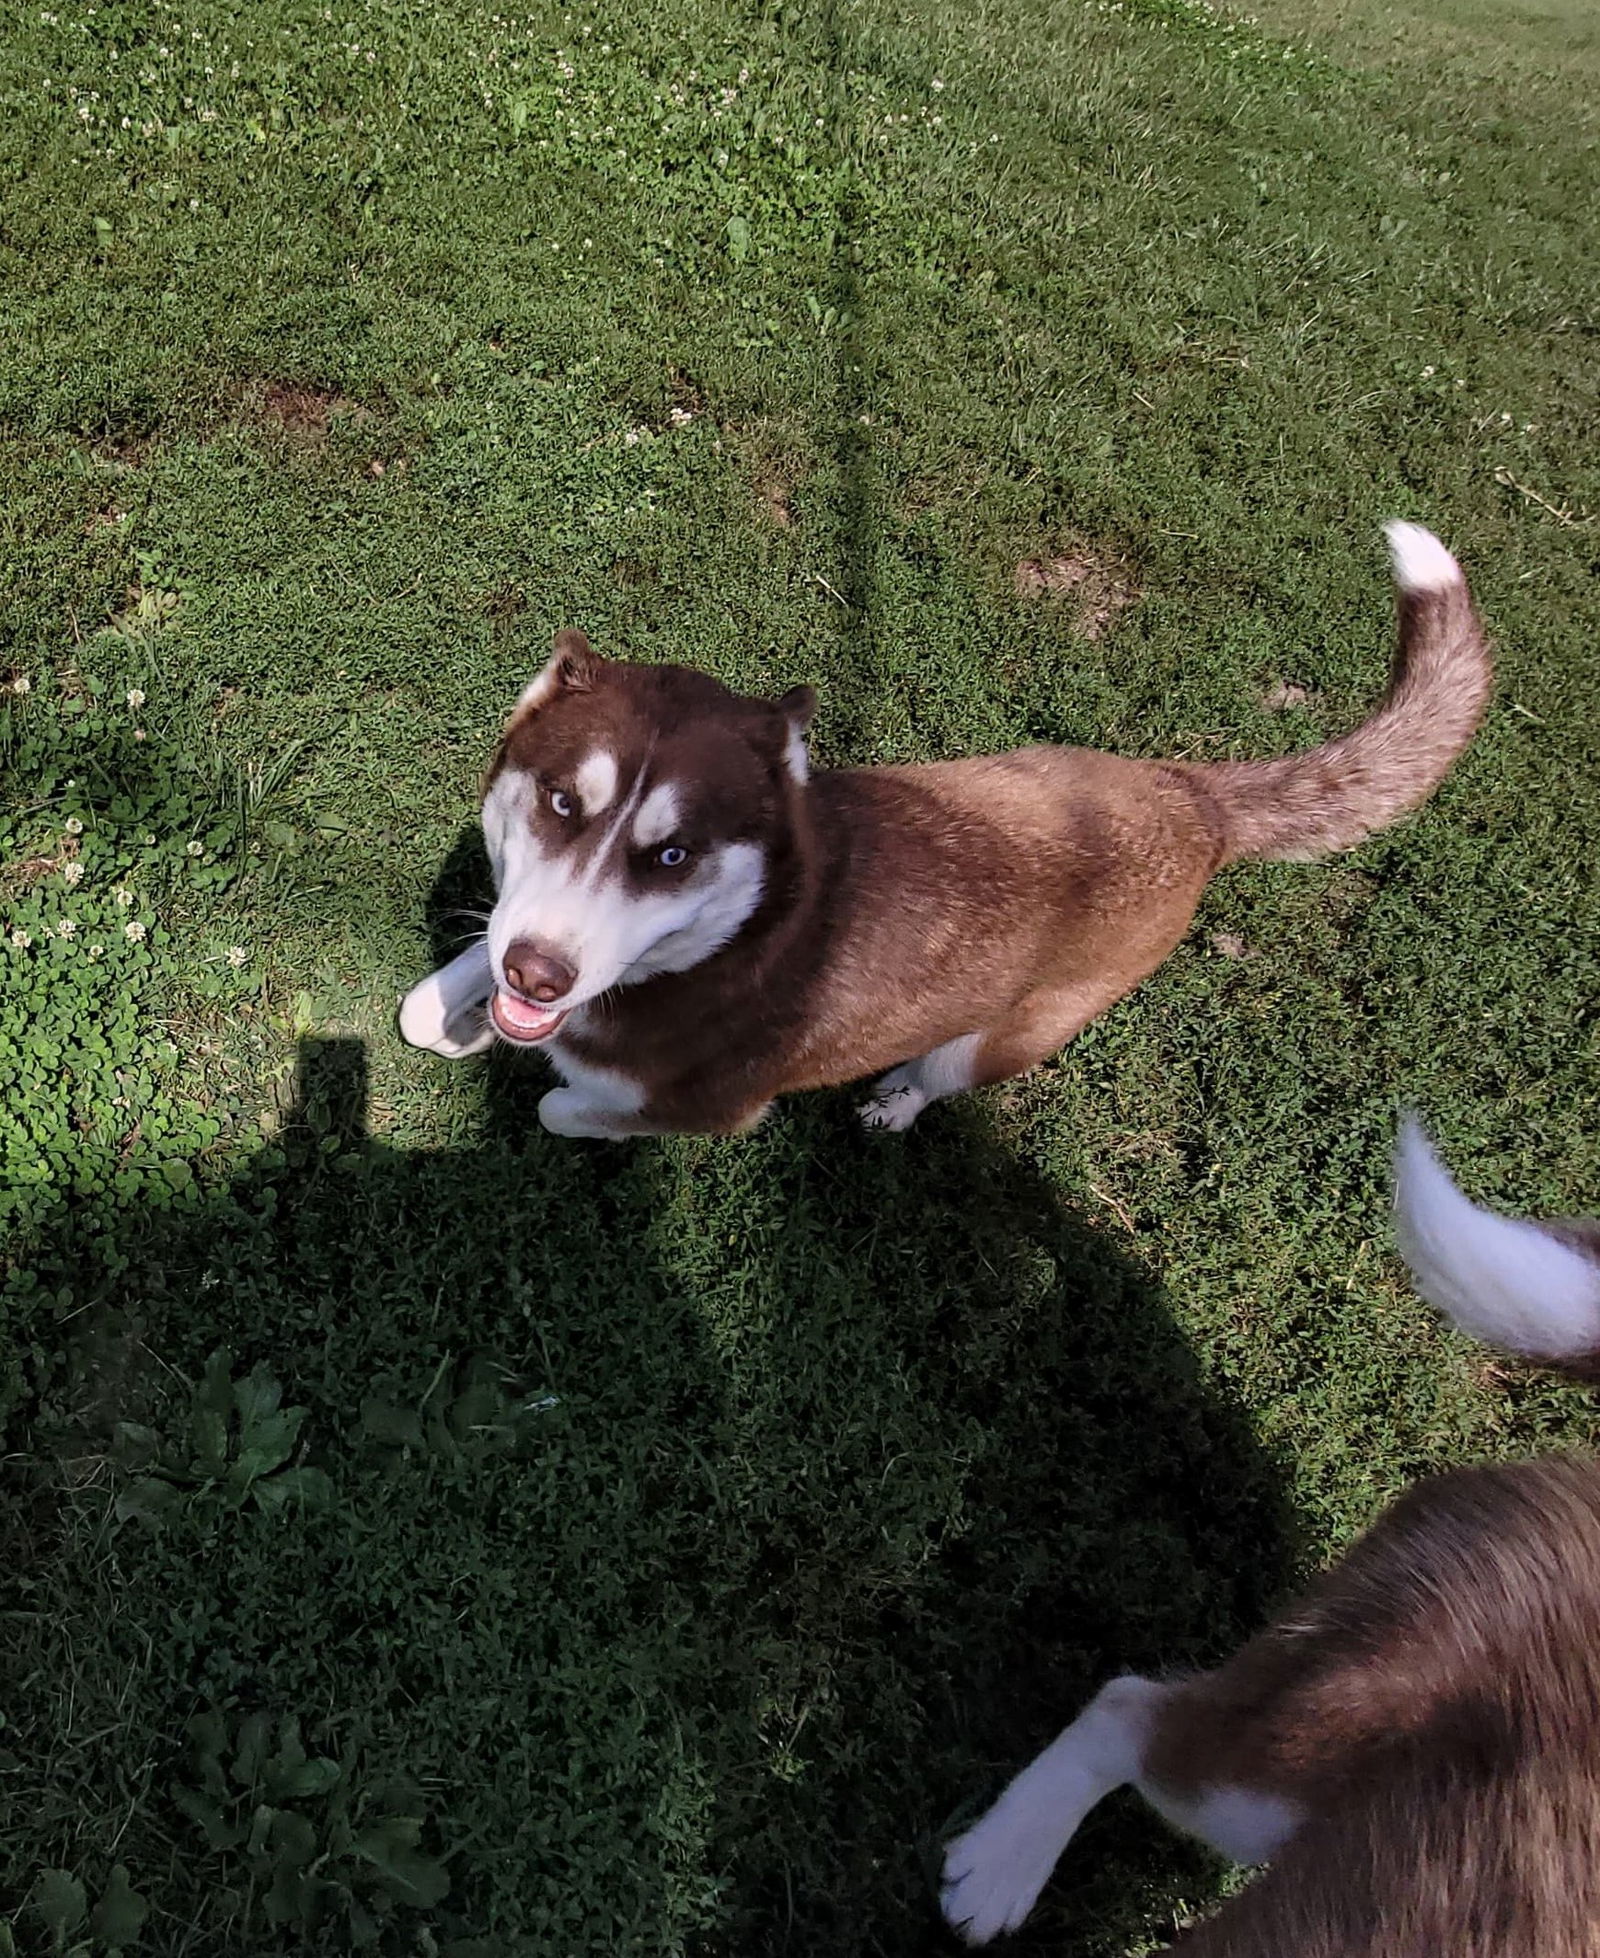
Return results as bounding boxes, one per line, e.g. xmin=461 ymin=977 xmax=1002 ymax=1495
xmin=2 ymin=0 xmax=1598 ymax=1951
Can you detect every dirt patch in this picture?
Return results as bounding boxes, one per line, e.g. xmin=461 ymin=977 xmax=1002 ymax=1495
xmin=1208 ymin=931 xmax=1256 ymax=960
xmin=718 ymin=416 xmax=808 ymax=532
xmin=1013 ymin=546 xmax=1139 ymax=639
xmin=666 ymin=366 xmax=708 ymax=419
xmin=1 ymin=853 xmax=64 ymax=896
xmin=483 ymin=584 xmax=528 ymax=621
xmin=756 ymin=475 xmax=794 ymax=528
xmin=1259 ymin=679 xmax=1310 ymax=711
xmin=253 ymin=380 xmax=368 ymax=437
xmin=92 ymin=432 xmax=155 ymax=471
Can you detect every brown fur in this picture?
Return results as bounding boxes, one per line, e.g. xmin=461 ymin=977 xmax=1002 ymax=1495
xmin=422 ymin=533 xmax=1490 ymax=1134
xmin=546 ymin=746 xmax=1234 ymax=1131
xmin=1152 ymin=1456 xmax=1600 ymax=1956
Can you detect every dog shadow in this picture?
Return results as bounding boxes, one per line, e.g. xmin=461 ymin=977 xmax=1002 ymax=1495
xmin=6 ymin=844 xmax=1296 ymax=1957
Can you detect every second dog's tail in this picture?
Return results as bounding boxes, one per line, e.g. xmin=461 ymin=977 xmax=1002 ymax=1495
xmin=1394 ymin=1116 xmax=1600 ymax=1381
xmin=1201 ymin=525 xmax=1492 ymax=864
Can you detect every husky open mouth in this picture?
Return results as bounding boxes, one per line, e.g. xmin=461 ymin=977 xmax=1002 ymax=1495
xmin=489 ymin=990 xmax=568 ymax=1043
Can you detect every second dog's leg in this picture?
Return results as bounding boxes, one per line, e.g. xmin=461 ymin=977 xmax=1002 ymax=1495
xmin=941 ymin=1676 xmax=1168 ymax=1946
xmin=398 ymin=943 xmax=495 ymax=1057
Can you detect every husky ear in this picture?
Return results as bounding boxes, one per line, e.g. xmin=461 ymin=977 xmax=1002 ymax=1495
xmin=512 ymin=628 xmax=601 ymax=717
xmin=772 ymin=683 xmax=817 ymax=784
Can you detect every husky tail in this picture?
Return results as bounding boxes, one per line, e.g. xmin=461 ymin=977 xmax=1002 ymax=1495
xmin=1394 ymin=1115 xmax=1600 ymax=1381
xmin=1203 ymin=525 xmax=1491 ymax=864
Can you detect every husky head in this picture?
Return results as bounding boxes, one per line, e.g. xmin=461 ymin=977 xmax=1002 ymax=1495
xmin=479 ymin=630 xmax=816 ymax=1045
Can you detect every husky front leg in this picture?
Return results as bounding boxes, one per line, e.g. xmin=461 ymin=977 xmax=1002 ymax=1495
xmin=398 ymin=942 xmax=495 ymax=1057
xmin=538 ymin=1055 xmax=772 ymax=1140
xmin=942 ymin=1677 xmax=1169 ymax=1945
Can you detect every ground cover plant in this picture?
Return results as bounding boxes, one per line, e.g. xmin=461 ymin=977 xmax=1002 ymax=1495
xmin=2 ymin=0 xmax=1597 ymax=1950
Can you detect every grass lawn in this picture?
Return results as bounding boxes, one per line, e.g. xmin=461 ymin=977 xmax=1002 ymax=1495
xmin=2 ymin=0 xmax=1597 ymax=1950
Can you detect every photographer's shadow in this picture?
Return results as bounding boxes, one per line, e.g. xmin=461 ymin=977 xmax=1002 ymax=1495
xmin=21 ymin=841 xmax=1294 ymax=1957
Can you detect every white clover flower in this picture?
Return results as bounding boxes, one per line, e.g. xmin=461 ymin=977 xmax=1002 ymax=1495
xmin=114 ymin=886 xmax=134 ymax=907
xmin=226 ymin=945 xmax=249 ymax=967
xmin=185 ymin=839 xmax=204 ymax=856
xmin=87 ymin=943 xmax=105 ymax=961
xmin=63 ymin=861 xmax=85 ymax=886
xmin=65 ymin=816 xmax=84 ymax=835
xmin=11 ymin=675 xmax=31 ymax=694
xmin=1421 ymin=365 xmax=1435 ymax=377
xmin=124 ymin=920 xmax=147 ymax=942
xmin=57 ymin=918 xmax=78 ymax=938
xmin=10 ymin=929 xmax=33 ymax=949
xmin=126 ymin=686 xmax=146 ymax=707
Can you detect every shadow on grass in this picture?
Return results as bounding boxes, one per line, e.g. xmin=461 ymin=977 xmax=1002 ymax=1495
xmin=2 ymin=827 xmax=1295 ymax=1958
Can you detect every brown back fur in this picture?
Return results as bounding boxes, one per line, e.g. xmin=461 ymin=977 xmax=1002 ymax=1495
xmin=1151 ymin=1456 xmax=1600 ymax=1955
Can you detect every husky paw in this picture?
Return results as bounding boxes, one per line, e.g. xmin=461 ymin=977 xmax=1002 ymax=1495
xmin=398 ymin=973 xmax=494 ymax=1057
xmin=858 ymin=1069 xmax=927 ymax=1132
xmin=538 ymin=1089 xmax=630 ymax=1140
xmin=940 ymin=1802 xmax=1064 ymax=1946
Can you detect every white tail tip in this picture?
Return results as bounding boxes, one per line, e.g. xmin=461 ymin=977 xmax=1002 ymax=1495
xmin=1394 ymin=1116 xmax=1600 ymax=1361
xmin=1384 ymin=521 xmax=1462 ymax=595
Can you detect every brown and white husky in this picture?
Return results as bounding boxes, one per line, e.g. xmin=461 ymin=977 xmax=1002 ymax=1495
xmin=940 ymin=1118 xmax=1600 ymax=1955
xmin=400 ymin=526 xmax=1489 ymax=1138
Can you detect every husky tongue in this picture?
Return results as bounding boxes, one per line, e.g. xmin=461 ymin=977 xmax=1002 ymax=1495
xmin=491 ymin=989 xmax=567 ymax=1043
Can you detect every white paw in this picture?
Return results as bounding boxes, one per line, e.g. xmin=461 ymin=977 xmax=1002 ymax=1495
xmin=399 ymin=945 xmax=496 ymax=1057
xmin=538 ymin=1089 xmax=626 ymax=1140
xmin=398 ymin=973 xmax=493 ymax=1057
xmin=941 ymin=1801 xmax=1066 ymax=1946
xmin=858 ymin=1068 xmax=927 ymax=1131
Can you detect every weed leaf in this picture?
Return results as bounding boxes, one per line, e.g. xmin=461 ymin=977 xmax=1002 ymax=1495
xmin=30 ymin=1870 xmax=87 ymax=1936
xmin=269 ymin=1808 xmax=321 ymax=1867
xmin=269 ymin=1755 xmax=341 ymax=1801
xmin=189 ymin=1407 xmax=229 ymax=1479
xmin=228 ymin=1411 xmax=302 ymax=1488
xmin=89 ymin=1865 xmax=148 ymax=1946
xmin=173 ymin=1787 xmax=245 ymax=1851
xmin=231 ymin=1713 xmax=271 ymax=1790
xmin=114 ymin=1475 xmax=185 ymax=1530
xmin=197 ymin=1350 xmax=235 ymax=1420
xmin=354 ymin=1817 xmax=450 ymax=1907
xmin=251 ymin=1465 xmax=334 ymax=1511
xmin=232 ymin=1362 xmax=284 ymax=1430
xmin=110 ymin=1421 xmax=161 ymax=1472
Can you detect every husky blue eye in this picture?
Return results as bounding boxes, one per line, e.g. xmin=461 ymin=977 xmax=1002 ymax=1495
xmin=549 ymin=789 xmax=574 ymax=818
xmin=658 ymin=845 xmax=688 ymax=868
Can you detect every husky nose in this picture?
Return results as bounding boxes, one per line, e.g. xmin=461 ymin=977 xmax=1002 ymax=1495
xmin=503 ymin=941 xmax=575 ymax=1004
